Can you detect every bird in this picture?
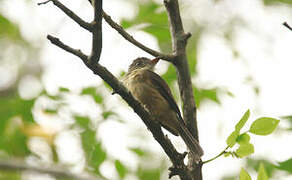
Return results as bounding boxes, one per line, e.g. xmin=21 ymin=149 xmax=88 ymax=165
xmin=123 ymin=57 xmax=204 ymax=160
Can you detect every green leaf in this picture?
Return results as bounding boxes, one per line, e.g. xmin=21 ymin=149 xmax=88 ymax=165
xmin=236 ymin=133 xmax=250 ymax=145
xmin=0 ymin=127 xmax=30 ymax=157
xmin=59 ymin=87 xmax=70 ymax=92
xmin=193 ymin=86 xmax=221 ymax=108
xmin=81 ymin=87 xmax=97 ymax=95
xmin=235 ymin=110 xmax=250 ymax=131
xmin=263 ymin=0 xmax=292 ymax=5
xmin=137 ymin=167 xmax=160 ymax=180
xmin=235 ymin=143 xmax=254 ymax=158
xmin=81 ymin=87 xmax=103 ymax=104
xmin=129 ymin=147 xmax=146 ymax=157
xmin=0 ymin=170 xmax=21 ymax=180
xmin=240 ymin=168 xmax=251 ymax=180
xmin=249 ymin=117 xmax=280 ymax=135
xmin=276 ymin=158 xmax=292 ymax=174
xmin=115 ymin=160 xmax=128 ymax=179
xmin=81 ymin=129 xmax=106 ymax=175
xmin=74 ymin=115 xmax=90 ymax=128
xmin=0 ymin=95 xmax=35 ymax=126
xmin=47 ymin=94 xmax=62 ymax=100
xmin=224 ymin=152 xmax=231 ymax=157
xmin=43 ymin=109 xmax=58 ymax=114
xmin=102 ymin=111 xmax=116 ymax=119
xmin=257 ymin=163 xmax=269 ymax=180
xmin=246 ymin=158 xmax=276 ymax=177
xmin=226 ymin=130 xmax=239 ymax=148
xmin=0 ymin=14 xmax=24 ymax=42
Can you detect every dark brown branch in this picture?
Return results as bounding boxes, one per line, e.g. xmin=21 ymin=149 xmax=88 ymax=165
xmin=164 ymin=0 xmax=202 ymax=179
xmin=47 ymin=35 xmax=88 ymax=61
xmin=38 ymin=0 xmax=92 ymax=32
xmin=46 ymin=35 xmax=190 ymax=179
xmin=283 ymin=22 xmax=292 ymax=31
xmin=0 ymin=160 xmax=99 ymax=180
xmin=88 ymin=0 xmax=103 ymax=64
xmin=37 ymin=0 xmax=50 ymax=5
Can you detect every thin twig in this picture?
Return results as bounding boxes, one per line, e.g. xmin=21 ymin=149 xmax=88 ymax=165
xmin=0 ymin=160 xmax=99 ymax=180
xmin=202 ymin=146 xmax=229 ymax=164
xmin=37 ymin=0 xmax=50 ymax=5
xmin=283 ymin=22 xmax=292 ymax=31
xmin=88 ymin=0 xmax=103 ymax=64
xmin=39 ymin=0 xmax=92 ymax=31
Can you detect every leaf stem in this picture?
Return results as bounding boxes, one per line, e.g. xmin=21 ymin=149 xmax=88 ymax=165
xmin=202 ymin=146 xmax=229 ymax=164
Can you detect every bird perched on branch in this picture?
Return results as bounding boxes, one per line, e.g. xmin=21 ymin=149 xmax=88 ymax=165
xmin=123 ymin=57 xmax=203 ymax=160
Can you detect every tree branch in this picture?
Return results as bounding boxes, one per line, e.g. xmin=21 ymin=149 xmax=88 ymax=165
xmin=283 ymin=22 xmax=292 ymax=31
xmin=47 ymin=35 xmax=88 ymax=61
xmin=202 ymin=146 xmax=229 ymax=164
xmin=164 ymin=0 xmax=202 ymax=179
xmin=46 ymin=35 xmax=190 ymax=179
xmin=0 ymin=160 xmax=99 ymax=180
xmin=38 ymin=0 xmax=92 ymax=32
xmin=88 ymin=0 xmax=103 ymax=64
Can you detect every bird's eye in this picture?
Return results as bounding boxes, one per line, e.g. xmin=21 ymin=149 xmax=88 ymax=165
xmin=136 ymin=61 xmax=142 ymax=66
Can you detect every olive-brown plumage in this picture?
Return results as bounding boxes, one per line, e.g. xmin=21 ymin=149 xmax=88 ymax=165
xmin=123 ymin=57 xmax=203 ymax=159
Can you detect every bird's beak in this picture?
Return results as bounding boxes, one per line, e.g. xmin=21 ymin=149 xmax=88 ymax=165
xmin=151 ymin=57 xmax=160 ymax=64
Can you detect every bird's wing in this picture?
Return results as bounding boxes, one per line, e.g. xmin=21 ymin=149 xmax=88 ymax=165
xmin=145 ymin=70 xmax=183 ymax=120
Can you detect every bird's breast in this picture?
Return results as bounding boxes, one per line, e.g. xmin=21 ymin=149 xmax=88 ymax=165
xmin=123 ymin=69 xmax=179 ymax=135
xmin=123 ymin=70 xmax=164 ymax=107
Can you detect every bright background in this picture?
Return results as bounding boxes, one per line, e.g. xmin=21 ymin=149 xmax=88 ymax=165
xmin=1 ymin=0 xmax=292 ymax=179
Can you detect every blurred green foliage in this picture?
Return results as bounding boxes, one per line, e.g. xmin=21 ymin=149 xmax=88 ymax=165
xmin=0 ymin=14 xmax=24 ymax=42
xmin=276 ymin=158 xmax=292 ymax=174
xmin=115 ymin=160 xmax=128 ymax=179
xmin=0 ymin=170 xmax=20 ymax=180
xmin=0 ymin=0 xmax=292 ymax=179
xmin=239 ymin=168 xmax=251 ymax=180
xmin=263 ymin=0 xmax=292 ymax=5
xmin=121 ymin=0 xmax=171 ymax=52
xmin=257 ymin=163 xmax=269 ymax=180
xmin=81 ymin=125 xmax=107 ymax=175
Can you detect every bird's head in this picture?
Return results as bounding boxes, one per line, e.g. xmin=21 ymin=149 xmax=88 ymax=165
xmin=128 ymin=57 xmax=160 ymax=73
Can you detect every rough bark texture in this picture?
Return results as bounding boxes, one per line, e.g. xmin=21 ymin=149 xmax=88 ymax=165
xmin=164 ymin=0 xmax=203 ymax=179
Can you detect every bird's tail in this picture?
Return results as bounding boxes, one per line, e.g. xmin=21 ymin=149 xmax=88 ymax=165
xmin=176 ymin=116 xmax=204 ymax=161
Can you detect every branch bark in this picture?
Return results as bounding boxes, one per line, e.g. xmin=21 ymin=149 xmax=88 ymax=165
xmin=89 ymin=0 xmax=103 ymax=64
xmin=0 ymin=160 xmax=99 ymax=180
xmin=164 ymin=0 xmax=203 ymax=179
xmin=283 ymin=22 xmax=292 ymax=31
